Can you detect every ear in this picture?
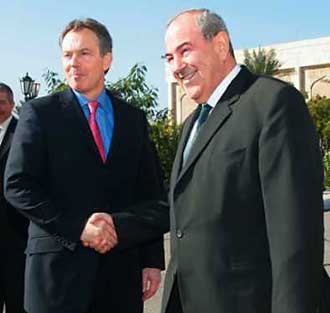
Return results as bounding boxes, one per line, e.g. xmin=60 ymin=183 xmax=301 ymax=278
xmin=103 ymin=52 xmax=113 ymax=72
xmin=213 ymin=31 xmax=230 ymax=58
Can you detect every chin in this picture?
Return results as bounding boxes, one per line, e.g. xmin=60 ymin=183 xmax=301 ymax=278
xmin=70 ymin=83 xmax=84 ymax=92
xmin=185 ymin=90 xmax=202 ymax=103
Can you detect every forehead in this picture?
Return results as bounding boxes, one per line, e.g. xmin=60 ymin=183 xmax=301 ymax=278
xmin=0 ymin=91 xmax=11 ymax=101
xmin=165 ymin=13 xmax=203 ymax=50
xmin=62 ymin=28 xmax=99 ymax=50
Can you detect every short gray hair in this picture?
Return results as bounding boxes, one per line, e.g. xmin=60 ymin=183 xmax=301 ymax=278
xmin=168 ymin=8 xmax=234 ymax=57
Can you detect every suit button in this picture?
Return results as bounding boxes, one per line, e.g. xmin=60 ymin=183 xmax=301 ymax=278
xmin=176 ymin=230 xmax=183 ymax=238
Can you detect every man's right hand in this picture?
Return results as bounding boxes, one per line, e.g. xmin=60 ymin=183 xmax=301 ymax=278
xmin=80 ymin=213 xmax=118 ymax=254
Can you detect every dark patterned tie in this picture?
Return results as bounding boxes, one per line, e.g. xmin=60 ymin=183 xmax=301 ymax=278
xmin=183 ymin=103 xmax=212 ymax=164
xmin=195 ymin=103 xmax=212 ymax=132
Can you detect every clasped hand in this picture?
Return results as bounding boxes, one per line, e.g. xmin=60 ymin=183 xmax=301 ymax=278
xmin=80 ymin=213 xmax=118 ymax=254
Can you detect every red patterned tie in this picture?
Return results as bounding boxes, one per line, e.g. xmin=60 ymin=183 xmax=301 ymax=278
xmin=88 ymin=101 xmax=105 ymax=162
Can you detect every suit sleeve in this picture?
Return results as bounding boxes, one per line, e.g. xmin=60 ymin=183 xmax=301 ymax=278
xmin=258 ymin=85 xmax=324 ymax=312
xmin=4 ymin=102 xmax=86 ymax=249
xmin=112 ymin=112 xmax=169 ymax=269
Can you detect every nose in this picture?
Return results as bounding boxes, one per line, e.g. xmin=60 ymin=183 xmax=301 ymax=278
xmin=172 ymin=56 xmax=186 ymax=78
xmin=69 ymin=53 xmax=80 ymax=67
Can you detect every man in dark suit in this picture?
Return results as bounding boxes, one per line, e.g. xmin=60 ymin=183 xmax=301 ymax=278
xmin=160 ymin=9 xmax=324 ymax=313
xmin=102 ymin=8 xmax=325 ymax=313
xmin=0 ymin=83 xmax=27 ymax=313
xmin=4 ymin=18 xmax=164 ymax=313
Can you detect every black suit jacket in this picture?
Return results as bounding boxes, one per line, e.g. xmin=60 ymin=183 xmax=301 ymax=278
xmin=0 ymin=117 xmax=28 ymax=249
xmin=4 ymin=89 xmax=164 ymax=313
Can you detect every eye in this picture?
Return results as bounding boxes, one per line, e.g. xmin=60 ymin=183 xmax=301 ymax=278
xmin=62 ymin=52 xmax=71 ymax=58
xmin=181 ymin=48 xmax=190 ymax=57
xmin=166 ymin=55 xmax=173 ymax=64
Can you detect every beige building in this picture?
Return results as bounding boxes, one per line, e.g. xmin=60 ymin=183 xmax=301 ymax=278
xmin=168 ymin=36 xmax=330 ymax=124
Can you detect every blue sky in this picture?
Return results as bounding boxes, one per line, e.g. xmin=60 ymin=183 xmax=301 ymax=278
xmin=0 ymin=0 xmax=329 ymax=108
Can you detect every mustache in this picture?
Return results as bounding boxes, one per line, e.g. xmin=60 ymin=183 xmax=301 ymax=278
xmin=176 ymin=66 xmax=195 ymax=79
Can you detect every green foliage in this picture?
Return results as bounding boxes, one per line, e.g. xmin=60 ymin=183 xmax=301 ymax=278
xmin=243 ymin=47 xmax=281 ymax=76
xmin=307 ymin=96 xmax=330 ymax=189
xmin=105 ymin=63 xmax=180 ymax=185
xmin=307 ymin=96 xmax=330 ymax=152
xmin=106 ymin=64 xmax=159 ymax=120
xmin=42 ymin=63 xmax=180 ymax=185
xmin=323 ymin=151 xmax=330 ymax=190
xmin=150 ymin=117 xmax=181 ymax=185
xmin=42 ymin=69 xmax=68 ymax=94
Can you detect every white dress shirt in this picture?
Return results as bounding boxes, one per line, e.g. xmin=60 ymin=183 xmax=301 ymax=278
xmin=183 ymin=65 xmax=241 ymax=164
xmin=0 ymin=115 xmax=13 ymax=146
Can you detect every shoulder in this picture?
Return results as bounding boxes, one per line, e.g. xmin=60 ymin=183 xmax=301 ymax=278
xmin=254 ymin=74 xmax=297 ymax=94
xmin=108 ymin=91 xmax=146 ymax=120
xmin=11 ymin=116 xmax=18 ymax=125
xmin=245 ymin=73 xmax=304 ymax=108
xmin=235 ymin=71 xmax=307 ymax=127
xmin=29 ymin=89 xmax=70 ymax=108
xmin=19 ymin=89 xmax=72 ymax=117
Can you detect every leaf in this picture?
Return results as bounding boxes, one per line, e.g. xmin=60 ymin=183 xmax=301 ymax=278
xmin=243 ymin=47 xmax=281 ymax=76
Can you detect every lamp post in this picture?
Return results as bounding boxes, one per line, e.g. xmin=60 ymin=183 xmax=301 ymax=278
xmin=310 ymin=74 xmax=330 ymax=99
xmin=20 ymin=73 xmax=40 ymax=102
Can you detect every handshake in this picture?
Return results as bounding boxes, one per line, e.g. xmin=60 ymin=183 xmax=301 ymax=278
xmin=80 ymin=213 xmax=118 ymax=254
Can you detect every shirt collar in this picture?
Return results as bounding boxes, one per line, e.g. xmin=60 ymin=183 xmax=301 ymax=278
xmin=73 ymin=88 xmax=108 ymax=109
xmin=0 ymin=115 xmax=13 ymax=131
xmin=207 ymin=64 xmax=241 ymax=108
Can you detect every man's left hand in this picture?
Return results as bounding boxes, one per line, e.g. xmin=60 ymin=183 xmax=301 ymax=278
xmin=142 ymin=268 xmax=161 ymax=301
xmin=81 ymin=212 xmax=118 ymax=253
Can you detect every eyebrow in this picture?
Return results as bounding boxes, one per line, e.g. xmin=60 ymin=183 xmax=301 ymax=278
xmin=161 ymin=41 xmax=191 ymax=59
xmin=62 ymin=47 xmax=92 ymax=52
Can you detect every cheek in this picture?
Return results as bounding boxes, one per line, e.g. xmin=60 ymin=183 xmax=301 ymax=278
xmin=62 ymin=63 xmax=70 ymax=74
xmin=198 ymin=62 xmax=213 ymax=80
xmin=63 ymin=70 xmax=70 ymax=81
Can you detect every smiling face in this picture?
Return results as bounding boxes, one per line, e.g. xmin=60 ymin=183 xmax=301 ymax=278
xmin=165 ymin=12 xmax=235 ymax=104
xmin=61 ymin=28 xmax=112 ymax=99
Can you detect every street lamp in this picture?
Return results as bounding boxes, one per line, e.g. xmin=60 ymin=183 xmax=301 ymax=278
xmin=20 ymin=73 xmax=40 ymax=102
xmin=310 ymin=74 xmax=330 ymax=99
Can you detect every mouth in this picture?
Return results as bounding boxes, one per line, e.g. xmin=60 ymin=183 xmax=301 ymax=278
xmin=177 ymin=68 xmax=197 ymax=84
xmin=72 ymin=72 xmax=84 ymax=79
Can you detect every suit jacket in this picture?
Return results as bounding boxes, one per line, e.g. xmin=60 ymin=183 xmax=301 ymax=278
xmin=0 ymin=117 xmax=28 ymax=250
xmin=158 ymin=67 xmax=324 ymax=313
xmin=4 ymin=89 xmax=164 ymax=313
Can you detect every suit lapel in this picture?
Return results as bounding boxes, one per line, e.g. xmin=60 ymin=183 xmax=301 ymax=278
xmin=171 ymin=107 xmax=200 ymax=184
xmin=105 ymin=92 xmax=126 ymax=164
xmin=59 ymin=89 xmax=129 ymax=165
xmin=175 ymin=66 xmax=255 ymax=185
xmin=0 ymin=117 xmax=17 ymax=160
xmin=59 ymin=89 xmax=103 ymax=162
xmin=176 ymin=98 xmax=235 ymax=183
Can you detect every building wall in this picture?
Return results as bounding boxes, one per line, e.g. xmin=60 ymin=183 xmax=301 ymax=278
xmin=168 ymin=36 xmax=330 ymax=124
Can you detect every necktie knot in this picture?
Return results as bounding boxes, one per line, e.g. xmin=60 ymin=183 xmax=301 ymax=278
xmin=196 ymin=103 xmax=212 ymax=130
xmin=182 ymin=103 xmax=212 ymax=165
xmin=88 ymin=101 xmax=99 ymax=115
